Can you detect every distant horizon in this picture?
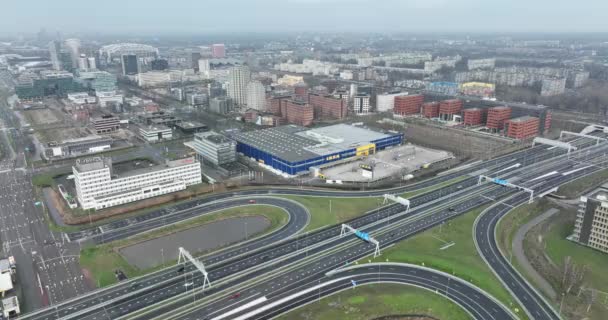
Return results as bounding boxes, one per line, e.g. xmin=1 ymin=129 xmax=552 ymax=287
xmin=3 ymin=0 xmax=608 ymax=36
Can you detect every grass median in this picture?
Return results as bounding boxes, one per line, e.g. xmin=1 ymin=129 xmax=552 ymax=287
xmin=277 ymin=283 xmax=470 ymax=320
xmin=363 ymin=205 xmax=529 ymax=320
xmin=80 ymin=205 xmax=288 ymax=287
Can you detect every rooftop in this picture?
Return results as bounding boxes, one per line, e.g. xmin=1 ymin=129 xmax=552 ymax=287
xmin=233 ymin=124 xmax=395 ymax=163
xmin=176 ymin=121 xmax=207 ymax=129
xmin=508 ymin=115 xmax=538 ymax=123
xmin=140 ymin=124 xmax=171 ymax=132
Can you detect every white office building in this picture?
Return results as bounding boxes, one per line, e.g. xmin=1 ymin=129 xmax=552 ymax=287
xmin=198 ymin=59 xmax=210 ymax=78
xmin=139 ymin=125 xmax=172 ymax=142
xmin=185 ymin=131 xmax=236 ymax=166
xmin=353 ymin=95 xmax=371 ymax=115
xmin=228 ymin=65 xmax=251 ymax=106
xmin=246 ymin=80 xmax=266 ymax=111
xmin=376 ymin=92 xmax=408 ymax=112
xmin=73 ymin=157 xmax=202 ymax=210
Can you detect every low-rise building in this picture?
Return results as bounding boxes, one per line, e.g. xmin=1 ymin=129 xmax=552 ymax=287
xmin=504 ymin=116 xmax=539 ymax=139
xmin=73 ymin=157 xmax=202 ymax=210
xmin=139 ymin=125 xmax=172 ymax=142
xmin=91 ymin=114 xmax=120 ymax=134
xmin=185 ymin=131 xmax=237 ymax=166
xmin=67 ymin=92 xmax=95 ymax=105
xmin=46 ymin=136 xmax=113 ymax=158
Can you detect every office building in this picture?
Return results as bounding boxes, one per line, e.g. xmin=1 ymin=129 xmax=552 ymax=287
xmin=77 ymin=71 xmax=117 ymax=92
xmin=376 ymin=92 xmax=408 ymax=112
xmin=463 ymin=108 xmax=484 ymax=126
xmin=46 ymin=136 xmax=113 ymax=159
xmin=308 ymin=93 xmax=347 ymax=120
xmin=228 ymin=65 xmax=251 ymax=106
xmin=353 ymin=95 xmax=370 ymax=115
xmin=186 ymin=131 xmax=236 ymax=166
xmin=422 ymin=102 xmax=440 ymax=118
xmin=209 ymin=97 xmax=234 ymax=114
xmin=212 ymin=44 xmax=226 ymax=58
xmin=427 ymin=82 xmax=460 ymax=96
xmin=139 ymin=125 xmax=173 ymax=142
xmin=72 ymin=156 xmax=202 ymax=210
xmin=284 ymin=100 xmax=314 ymax=126
xmin=246 ymin=80 xmax=266 ymax=111
xmin=77 ymin=55 xmax=89 ymax=71
xmin=96 ymin=91 xmax=124 ymax=108
xmin=198 ymin=59 xmax=210 ymax=78
xmin=269 ymin=95 xmax=291 ymax=116
xmin=67 ymin=92 xmax=95 ymax=105
xmin=139 ymin=111 xmax=181 ymax=126
xmin=438 ymin=99 xmax=463 ymax=121
xmin=91 ymin=114 xmax=120 ymax=134
xmin=571 ymin=185 xmax=608 ymax=254
xmin=504 ymin=116 xmax=539 ymax=139
xmin=394 ymin=95 xmax=424 ymax=116
xmin=234 ymin=124 xmax=403 ymax=175
xmin=122 ymin=54 xmax=139 ymax=75
xmin=486 ymin=106 xmax=512 ymax=131
xmin=15 ymin=71 xmax=81 ymax=100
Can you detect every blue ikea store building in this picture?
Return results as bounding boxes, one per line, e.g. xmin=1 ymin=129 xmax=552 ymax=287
xmin=233 ymin=124 xmax=403 ymax=175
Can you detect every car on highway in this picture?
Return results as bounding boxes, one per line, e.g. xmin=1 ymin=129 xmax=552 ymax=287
xmin=229 ymin=292 xmax=241 ymax=300
xmin=248 ymin=199 xmax=256 ymax=204
xmin=184 ymin=282 xmax=194 ymax=287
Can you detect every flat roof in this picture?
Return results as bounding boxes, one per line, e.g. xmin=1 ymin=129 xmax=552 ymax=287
xmin=234 ymin=124 xmax=396 ymax=163
xmin=509 ymin=115 xmax=538 ymax=122
xmin=176 ymin=121 xmax=207 ymax=129
xmin=233 ymin=125 xmax=319 ymax=163
xmin=0 ymin=273 xmax=12 ymax=292
xmin=140 ymin=124 xmax=171 ymax=132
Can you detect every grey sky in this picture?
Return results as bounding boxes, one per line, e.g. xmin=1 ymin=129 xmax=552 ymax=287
xmin=4 ymin=0 xmax=608 ymax=34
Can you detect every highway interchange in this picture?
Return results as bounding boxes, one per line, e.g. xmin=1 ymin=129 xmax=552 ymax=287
xmin=14 ymin=130 xmax=607 ymax=320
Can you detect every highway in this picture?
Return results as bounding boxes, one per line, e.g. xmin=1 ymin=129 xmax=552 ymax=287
xmin=473 ymin=152 xmax=605 ymax=320
xmin=237 ymin=263 xmax=514 ymax=320
xmin=20 ymin=132 xmax=604 ymax=319
xmin=137 ymin=142 xmax=606 ymax=320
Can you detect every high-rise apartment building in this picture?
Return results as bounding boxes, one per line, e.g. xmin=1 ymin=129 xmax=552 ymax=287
xmin=228 ymin=65 xmax=251 ymax=106
xmin=64 ymin=38 xmax=81 ymax=69
xmin=121 ymin=54 xmax=139 ymax=75
xmin=246 ymin=80 xmax=266 ymax=111
xmin=48 ymin=41 xmax=62 ymax=70
xmin=211 ymin=44 xmax=226 ymax=58
xmin=198 ymin=59 xmax=210 ymax=78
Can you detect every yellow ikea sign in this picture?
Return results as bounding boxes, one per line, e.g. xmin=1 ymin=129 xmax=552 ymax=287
xmin=356 ymin=143 xmax=376 ymax=156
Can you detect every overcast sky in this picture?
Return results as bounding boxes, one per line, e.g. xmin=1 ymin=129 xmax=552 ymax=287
xmin=4 ymin=0 xmax=608 ymax=34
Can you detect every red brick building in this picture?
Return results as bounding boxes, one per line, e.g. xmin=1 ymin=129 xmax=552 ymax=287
xmin=294 ymin=83 xmax=309 ymax=101
xmin=463 ymin=108 xmax=485 ymax=126
xmin=422 ymin=102 xmax=440 ymax=118
xmin=544 ymin=110 xmax=552 ymax=133
xmin=438 ymin=99 xmax=463 ymax=120
xmin=308 ymin=93 xmax=347 ymax=119
xmin=269 ymin=95 xmax=292 ymax=116
xmin=284 ymin=100 xmax=314 ymax=126
xmin=394 ymin=94 xmax=424 ymax=116
xmin=505 ymin=116 xmax=539 ymax=140
xmin=486 ymin=106 xmax=512 ymax=130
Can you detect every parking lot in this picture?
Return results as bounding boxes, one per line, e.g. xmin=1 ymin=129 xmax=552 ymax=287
xmin=322 ymin=144 xmax=453 ymax=182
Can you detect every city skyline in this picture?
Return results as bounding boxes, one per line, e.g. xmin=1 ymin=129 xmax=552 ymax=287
xmin=3 ymin=0 xmax=608 ymax=35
